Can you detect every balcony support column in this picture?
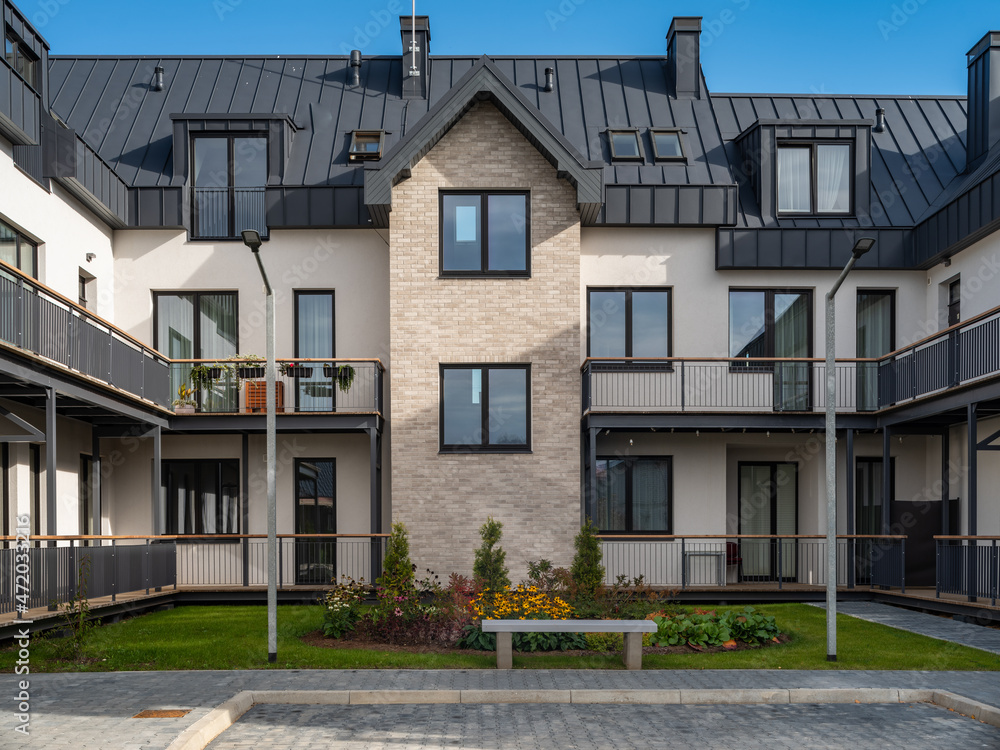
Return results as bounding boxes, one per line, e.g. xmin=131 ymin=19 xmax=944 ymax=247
xmin=845 ymin=428 xmax=855 ymax=589
xmin=150 ymin=425 xmax=161 ymax=536
xmin=369 ymin=426 xmax=383 ymax=582
xmin=941 ymin=429 xmax=950 ymax=534
xmin=91 ymin=425 xmax=101 ymax=536
xmin=45 ymin=387 xmax=56 ymax=539
xmin=881 ymin=426 xmax=891 ymax=535
xmin=968 ymin=402 xmax=978 ymax=602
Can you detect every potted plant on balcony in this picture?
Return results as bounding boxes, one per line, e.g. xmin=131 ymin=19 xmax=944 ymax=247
xmin=279 ymin=361 xmax=314 ymax=378
xmin=172 ymin=384 xmax=197 ymax=415
xmin=229 ymin=353 xmax=266 ymax=380
xmin=322 ymin=363 xmax=356 ymax=392
xmin=189 ymin=363 xmax=223 ymax=389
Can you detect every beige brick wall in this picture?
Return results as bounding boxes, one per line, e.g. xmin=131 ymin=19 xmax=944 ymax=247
xmin=389 ymin=102 xmax=581 ymax=580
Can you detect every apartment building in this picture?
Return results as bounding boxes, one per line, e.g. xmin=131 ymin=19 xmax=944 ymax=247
xmin=1 ymin=1 xmax=999 ymax=601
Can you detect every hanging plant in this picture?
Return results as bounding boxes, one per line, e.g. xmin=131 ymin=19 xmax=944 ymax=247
xmin=323 ymin=363 xmax=356 ymax=392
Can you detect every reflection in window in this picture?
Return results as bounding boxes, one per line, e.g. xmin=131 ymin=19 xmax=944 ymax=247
xmin=651 ymin=130 xmax=685 ymax=160
xmin=588 ymin=288 xmax=671 ymax=358
xmin=0 ymin=219 xmax=37 ymax=278
xmin=192 ymin=135 xmax=268 ymax=238
xmin=441 ymin=192 xmax=528 ymax=275
xmin=596 ymin=457 xmax=672 ymax=533
xmin=609 ymin=131 xmax=642 ymax=160
xmin=161 ymin=459 xmax=240 ymax=535
xmin=441 ymin=365 xmax=529 ymax=451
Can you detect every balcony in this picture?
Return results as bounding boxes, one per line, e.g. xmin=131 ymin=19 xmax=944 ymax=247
xmin=168 ymin=358 xmax=384 ymax=416
xmin=192 ymin=186 xmax=267 ymax=239
xmin=583 ymin=305 xmax=1000 ymax=416
xmin=0 ymin=262 xmax=171 ymax=408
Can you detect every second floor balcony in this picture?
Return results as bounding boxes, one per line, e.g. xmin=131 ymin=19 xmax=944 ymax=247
xmin=583 ymin=305 xmax=1000 ymax=416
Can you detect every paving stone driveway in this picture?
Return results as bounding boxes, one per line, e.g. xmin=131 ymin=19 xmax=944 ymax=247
xmin=209 ymin=702 xmax=1000 ymax=750
xmin=2 ymin=670 xmax=999 ymax=750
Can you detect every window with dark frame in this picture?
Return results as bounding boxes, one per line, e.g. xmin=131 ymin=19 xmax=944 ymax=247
xmin=0 ymin=219 xmax=37 ymax=278
xmin=776 ymin=141 xmax=852 ymax=215
xmin=4 ymin=29 xmax=37 ymax=89
xmin=587 ymin=287 xmax=672 ymax=358
xmin=440 ymin=364 xmax=530 ymax=452
xmin=29 ymin=443 xmax=39 ymax=536
xmin=948 ymin=279 xmax=961 ymax=326
xmin=348 ymin=130 xmax=385 ymax=160
xmin=79 ymin=455 xmax=94 ymax=537
xmin=596 ymin=456 xmax=672 ymax=533
xmin=856 ymin=290 xmax=895 ymax=412
xmin=608 ymin=130 xmax=643 ymax=160
xmin=294 ymin=291 xmax=335 ymax=411
xmin=1 ymin=444 xmax=8 ymax=538
xmin=161 ymin=459 xmax=240 ymax=535
xmin=440 ymin=191 xmax=529 ymax=276
xmin=191 ymin=134 xmax=268 ymax=239
xmin=650 ymin=129 xmax=685 ymax=161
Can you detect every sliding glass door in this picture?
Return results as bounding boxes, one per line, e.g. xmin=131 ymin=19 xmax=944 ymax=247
xmin=738 ymin=462 xmax=797 ymax=581
xmin=857 ymin=291 xmax=894 ymax=411
xmin=295 ymin=459 xmax=336 ymax=583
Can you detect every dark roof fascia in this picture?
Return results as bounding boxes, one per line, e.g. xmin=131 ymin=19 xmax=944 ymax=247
xmin=363 ymin=55 xmax=603 ymax=227
xmin=712 ymin=93 xmax=967 ymax=101
xmin=967 ymin=32 xmax=1000 ymax=61
xmin=734 ymin=118 xmax=874 ymax=143
xmin=170 ymin=112 xmax=301 ymax=131
xmin=4 ymin=0 xmax=50 ymax=50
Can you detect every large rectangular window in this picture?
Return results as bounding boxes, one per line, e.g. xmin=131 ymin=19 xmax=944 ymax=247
xmin=588 ymin=288 xmax=671 ymax=358
xmin=440 ymin=192 xmax=529 ymax=275
xmin=730 ymin=289 xmax=812 ymax=411
xmin=596 ymin=457 xmax=672 ymax=533
xmin=440 ymin=365 xmax=529 ymax=451
xmin=857 ymin=290 xmax=894 ymax=411
xmin=192 ymin=135 xmax=267 ymax=239
xmin=161 ymin=459 xmax=240 ymax=535
xmin=0 ymin=219 xmax=37 ymax=278
xmin=777 ymin=142 xmax=852 ymax=215
xmin=154 ymin=292 xmax=239 ymax=411
xmin=295 ymin=458 xmax=336 ymax=583
xmin=294 ymin=291 xmax=335 ymax=411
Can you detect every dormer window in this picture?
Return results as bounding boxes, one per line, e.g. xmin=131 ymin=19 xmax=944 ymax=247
xmin=651 ymin=129 xmax=686 ymax=161
xmin=4 ymin=28 xmax=37 ymax=89
xmin=608 ymin=130 xmax=643 ymax=161
xmin=349 ymin=130 xmax=385 ymax=161
xmin=192 ymin=135 xmax=267 ymax=239
xmin=777 ymin=142 xmax=852 ymax=215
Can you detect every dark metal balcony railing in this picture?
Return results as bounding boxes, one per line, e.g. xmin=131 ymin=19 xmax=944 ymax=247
xmin=0 ymin=261 xmax=171 ymax=408
xmin=598 ymin=535 xmax=906 ymax=591
xmin=0 ymin=534 xmax=388 ymax=616
xmin=193 ymin=186 xmax=267 ymax=239
xmin=168 ymin=359 xmax=384 ymax=415
xmin=584 ymin=304 xmax=1000 ymax=414
xmin=936 ymin=537 xmax=1000 ymax=606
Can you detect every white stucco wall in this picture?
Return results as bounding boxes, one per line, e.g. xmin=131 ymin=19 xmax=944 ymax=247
xmin=0 ymin=136 xmax=116 ymax=317
xmin=925 ymin=231 xmax=1000 ymax=336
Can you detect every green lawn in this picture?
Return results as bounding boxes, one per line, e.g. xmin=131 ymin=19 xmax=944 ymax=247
xmin=1 ymin=603 xmax=997 ymax=672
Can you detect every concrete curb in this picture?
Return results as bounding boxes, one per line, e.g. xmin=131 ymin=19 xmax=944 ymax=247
xmin=164 ymin=687 xmax=1000 ymax=750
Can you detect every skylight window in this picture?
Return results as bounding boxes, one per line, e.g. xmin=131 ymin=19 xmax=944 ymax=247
xmin=651 ymin=129 xmax=686 ymax=161
xmin=349 ymin=130 xmax=385 ymax=161
xmin=608 ymin=130 xmax=643 ymax=160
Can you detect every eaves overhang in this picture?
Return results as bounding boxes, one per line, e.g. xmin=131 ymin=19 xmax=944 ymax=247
xmin=363 ymin=56 xmax=604 ymax=228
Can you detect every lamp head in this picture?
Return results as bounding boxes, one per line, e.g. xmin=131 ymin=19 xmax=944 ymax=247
xmin=241 ymin=230 xmax=262 ymax=253
xmin=852 ymin=237 xmax=875 ymax=259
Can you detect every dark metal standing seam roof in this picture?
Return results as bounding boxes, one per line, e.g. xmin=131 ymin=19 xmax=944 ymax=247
xmin=46 ymin=55 xmax=735 ymax=191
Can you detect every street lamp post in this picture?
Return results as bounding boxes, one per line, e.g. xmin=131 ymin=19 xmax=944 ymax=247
xmin=825 ymin=236 xmax=875 ymax=662
xmin=242 ymin=229 xmax=277 ymax=664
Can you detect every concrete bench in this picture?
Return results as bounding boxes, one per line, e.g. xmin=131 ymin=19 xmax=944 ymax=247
xmin=481 ymin=619 xmax=657 ymax=670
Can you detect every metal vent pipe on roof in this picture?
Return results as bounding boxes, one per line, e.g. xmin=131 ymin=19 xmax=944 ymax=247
xmin=152 ymin=66 xmax=164 ymax=92
xmin=874 ymin=107 xmax=886 ymax=133
xmin=349 ymin=50 xmax=362 ymax=87
xmin=544 ymin=67 xmax=554 ymax=92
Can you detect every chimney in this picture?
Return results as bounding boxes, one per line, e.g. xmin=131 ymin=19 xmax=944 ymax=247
xmin=666 ymin=17 xmax=703 ymax=99
xmin=400 ymin=15 xmax=430 ymax=99
xmin=967 ymin=31 xmax=1000 ymax=166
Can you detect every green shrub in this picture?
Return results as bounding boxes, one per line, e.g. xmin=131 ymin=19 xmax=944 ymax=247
xmin=570 ymin=518 xmax=604 ymax=599
xmin=377 ymin=522 xmax=414 ymax=591
xmin=473 ymin=517 xmax=510 ymax=595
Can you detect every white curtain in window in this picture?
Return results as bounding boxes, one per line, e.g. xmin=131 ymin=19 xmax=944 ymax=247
xmin=778 ymin=147 xmax=810 ymax=212
xmin=817 ymin=144 xmax=851 ymax=213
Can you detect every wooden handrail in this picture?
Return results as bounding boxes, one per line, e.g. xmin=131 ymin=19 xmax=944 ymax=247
xmin=934 ymin=535 xmax=1000 ymax=541
xmin=4 ymin=534 xmax=391 ymax=540
xmin=171 ymin=357 xmax=385 ymax=370
xmin=595 ymin=534 xmax=907 ymax=540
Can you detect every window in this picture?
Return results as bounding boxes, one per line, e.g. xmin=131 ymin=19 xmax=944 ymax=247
xmin=154 ymin=292 xmax=239 ymax=410
xmin=294 ymin=291 xmax=335 ymax=411
xmin=855 ymin=457 xmax=893 ymax=536
xmin=440 ymin=192 xmax=529 ymax=276
xmin=1 ymin=444 xmax=8 ymax=538
xmin=348 ymin=130 xmax=384 ymax=160
xmin=29 ymin=444 xmax=39 ymax=536
xmin=777 ymin=142 xmax=852 ymax=215
xmin=79 ymin=455 xmax=94 ymax=537
xmin=857 ymin=290 xmax=894 ymax=411
xmin=650 ymin=129 xmax=685 ymax=161
xmin=4 ymin=30 xmax=37 ymax=89
xmin=608 ymin=130 xmax=643 ymax=160
xmin=588 ymin=288 xmax=671 ymax=358
xmin=440 ymin=364 xmax=529 ymax=452
xmin=738 ymin=462 xmax=797 ymax=581
xmin=295 ymin=458 xmax=336 ymax=583
xmin=191 ymin=135 xmax=267 ymax=239
xmin=0 ymin=219 xmax=37 ymax=278
xmin=948 ymin=279 xmax=961 ymax=326
xmin=729 ymin=289 xmax=812 ymax=411
xmin=161 ymin=459 xmax=240 ymax=535
xmin=596 ymin=457 xmax=672 ymax=533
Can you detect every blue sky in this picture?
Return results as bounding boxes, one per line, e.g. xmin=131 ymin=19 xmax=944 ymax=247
xmin=25 ymin=0 xmax=997 ymax=95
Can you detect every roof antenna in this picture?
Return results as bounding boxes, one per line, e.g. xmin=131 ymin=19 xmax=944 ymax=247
xmin=409 ymin=0 xmax=420 ymax=78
